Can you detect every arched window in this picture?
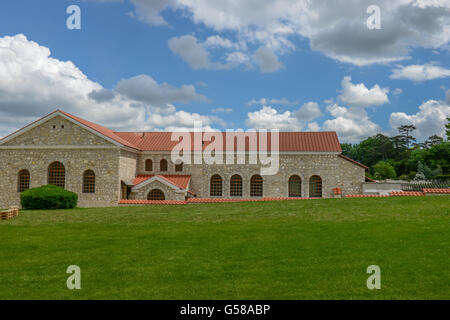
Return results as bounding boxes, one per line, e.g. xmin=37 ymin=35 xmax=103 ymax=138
xmin=288 ymin=175 xmax=302 ymax=197
xmin=145 ymin=159 xmax=153 ymax=171
xmin=160 ymin=159 xmax=168 ymax=172
xmin=175 ymin=162 xmax=183 ymax=172
xmin=250 ymin=175 xmax=263 ymax=197
xmin=309 ymin=175 xmax=322 ymax=198
xmin=48 ymin=162 xmax=65 ymax=188
xmin=83 ymin=170 xmax=96 ymax=193
xmin=18 ymin=169 xmax=30 ymax=192
xmin=147 ymin=189 xmax=165 ymax=200
xmin=210 ymin=175 xmax=223 ymax=196
xmin=230 ymin=174 xmax=243 ymax=197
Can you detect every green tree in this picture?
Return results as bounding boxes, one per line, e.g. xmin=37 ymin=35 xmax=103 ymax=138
xmin=358 ymin=134 xmax=395 ymax=167
xmin=446 ymin=117 xmax=450 ymax=141
xmin=415 ymin=162 xmax=433 ymax=180
xmin=397 ymin=124 xmax=417 ymax=149
xmin=424 ymin=135 xmax=443 ymax=148
xmin=409 ymin=142 xmax=450 ymax=175
xmin=373 ymin=161 xmax=397 ymax=180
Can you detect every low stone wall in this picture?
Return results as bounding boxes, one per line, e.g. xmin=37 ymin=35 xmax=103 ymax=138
xmin=363 ymin=182 xmax=402 ymax=196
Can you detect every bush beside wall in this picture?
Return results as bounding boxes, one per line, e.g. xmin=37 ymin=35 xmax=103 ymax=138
xmin=20 ymin=185 xmax=78 ymax=209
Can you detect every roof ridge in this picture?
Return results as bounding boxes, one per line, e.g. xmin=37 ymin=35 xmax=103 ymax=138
xmin=57 ymin=110 xmax=139 ymax=150
xmin=1 ymin=109 xmax=343 ymax=153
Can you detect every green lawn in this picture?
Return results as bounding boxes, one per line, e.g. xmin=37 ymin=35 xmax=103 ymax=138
xmin=0 ymin=196 xmax=449 ymax=300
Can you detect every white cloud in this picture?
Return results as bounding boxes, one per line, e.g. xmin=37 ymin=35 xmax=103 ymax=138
xmin=168 ymin=34 xmax=246 ymax=70
xmin=393 ymin=88 xmax=403 ymax=95
xmin=389 ymin=99 xmax=450 ymax=139
xmin=126 ymin=0 xmax=450 ymax=66
xmin=0 ymin=34 xmax=221 ymax=137
xmin=168 ymin=35 xmax=283 ymax=72
xmin=246 ymin=106 xmax=301 ymax=130
xmin=390 ymin=64 xmax=450 ymax=81
xmin=225 ymin=51 xmax=251 ymax=67
xmin=88 ymin=89 xmax=115 ymax=102
xmin=211 ymin=107 xmax=233 ymax=113
xmin=294 ymin=102 xmax=323 ymax=121
xmin=322 ymin=104 xmax=381 ymax=142
xmin=247 ymin=97 xmax=298 ymax=106
xmin=245 ymin=102 xmax=322 ymax=130
xmin=128 ymin=0 xmax=179 ymax=26
xmin=307 ymin=122 xmax=320 ymax=131
xmin=204 ymin=35 xmax=241 ymax=50
xmin=254 ymin=46 xmax=283 ymax=73
xmin=115 ymin=74 xmax=209 ymax=107
xmin=168 ymin=35 xmax=213 ymax=70
xmin=338 ymin=76 xmax=390 ymax=107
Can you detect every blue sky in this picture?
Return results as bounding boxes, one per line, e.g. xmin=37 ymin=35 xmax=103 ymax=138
xmin=0 ymin=0 xmax=449 ymax=142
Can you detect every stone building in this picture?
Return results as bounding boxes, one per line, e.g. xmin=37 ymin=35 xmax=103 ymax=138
xmin=0 ymin=110 xmax=367 ymax=207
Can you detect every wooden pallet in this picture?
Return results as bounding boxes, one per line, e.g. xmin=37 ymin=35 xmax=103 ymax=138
xmin=0 ymin=207 xmax=20 ymax=220
xmin=10 ymin=206 xmax=19 ymax=217
xmin=0 ymin=210 xmax=14 ymax=220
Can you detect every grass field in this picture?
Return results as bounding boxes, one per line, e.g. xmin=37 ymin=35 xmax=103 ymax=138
xmin=0 ymin=196 xmax=449 ymax=300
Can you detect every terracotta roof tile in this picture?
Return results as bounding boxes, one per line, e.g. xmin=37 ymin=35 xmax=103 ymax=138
xmin=338 ymin=154 xmax=368 ymax=169
xmin=132 ymin=174 xmax=191 ymax=190
xmin=58 ymin=110 xmax=139 ymax=149
xmin=1 ymin=110 xmax=343 ymax=153
xmin=390 ymin=191 xmax=425 ymax=197
xmin=423 ymin=188 xmax=450 ymax=194
xmin=118 ymin=200 xmax=186 ymax=205
xmin=113 ymin=131 xmax=342 ymax=152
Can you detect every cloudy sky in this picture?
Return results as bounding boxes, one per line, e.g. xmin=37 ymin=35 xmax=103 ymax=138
xmin=0 ymin=0 xmax=449 ymax=142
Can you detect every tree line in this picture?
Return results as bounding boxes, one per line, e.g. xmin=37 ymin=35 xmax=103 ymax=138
xmin=341 ymin=118 xmax=450 ymax=181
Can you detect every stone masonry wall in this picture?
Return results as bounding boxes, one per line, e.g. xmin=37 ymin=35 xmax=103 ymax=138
xmin=133 ymin=153 xmax=365 ymax=198
xmin=0 ymin=115 xmax=122 ymax=208
xmin=0 ymin=114 xmax=365 ymax=206
xmin=129 ymin=179 xmax=186 ymax=201
xmin=119 ymin=149 xmax=138 ymax=183
xmin=0 ymin=148 xmax=121 ymax=208
xmin=2 ymin=116 xmax=116 ymax=147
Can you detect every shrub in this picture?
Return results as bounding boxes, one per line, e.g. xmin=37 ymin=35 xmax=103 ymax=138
xmin=415 ymin=162 xmax=443 ymax=180
xmin=373 ymin=161 xmax=397 ymax=180
xmin=20 ymin=185 xmax=78 ymax=209
xmin=408 ymin=171 xmax=417 ymax=180
xmin=434 ymin=174 xmax=450 ymax=181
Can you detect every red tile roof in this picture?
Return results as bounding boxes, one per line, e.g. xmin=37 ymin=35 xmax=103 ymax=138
xmin=338 ymin=154 xmax=368 ymax=169
xmin=114 ymin=131 xmax=342 ymax=152
xmin=132 ymin=174 xmax=191 ymax=190
xmin=1 ymin=110 xmax=343 ymax=153
xmin=58 ymin=110 xmax=139 ymax=149
xmin=132 ymin=175 xmax=154 ymax=186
